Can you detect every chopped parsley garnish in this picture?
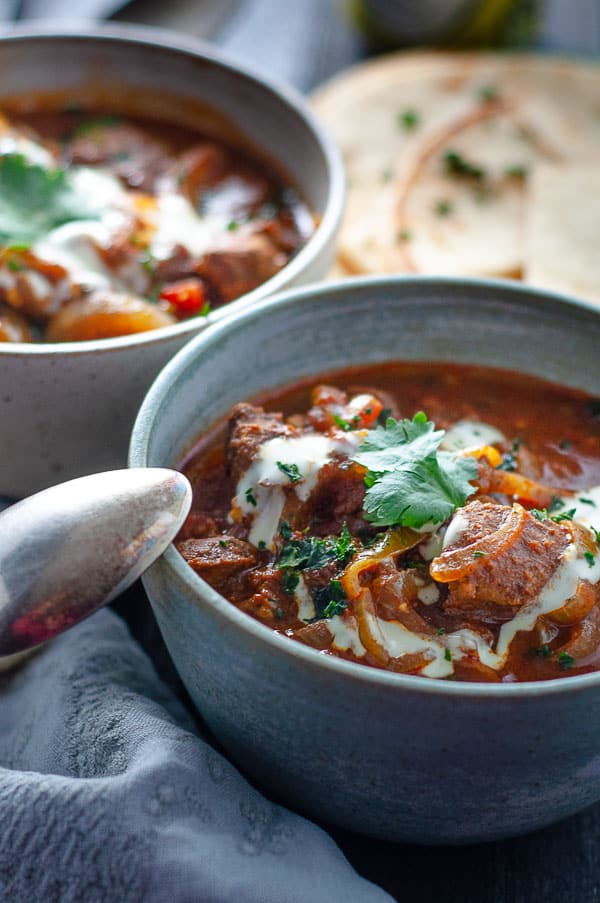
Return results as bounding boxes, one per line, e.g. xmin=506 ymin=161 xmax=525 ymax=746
xmin=435 ymin=199 xmax=453 ymax=217
xmin=504 ymin=164 xmax=528 ymax=179
xmin=313 ymin=579 xmax=347 ymax=620
xmin=535 ymin=644 xmax=552 ymax=658
xmin=281 ymin=571 xmax=299 ymax=594
xmin=245 ymin=487 xmax=257 ymax=507
xmin=530 ymin=508 xmax=548 ymax=521
xmin=278 ymin=523 xmax=355 ymax=571
xmin=353 ymin=412 xmax=477 ymax=529
xmin=0 ymin=153 xmax=101 ymax=245
xmin=558 ymin=651 xmax=575 ymax=670
xmin=398 ymin=109 xmax=420 ymax=131
xmin=584 ymin=551 xmax=596 ymax=568
xmin=579 ymin=497 xmax=597 ymax=506
xmin=274 ymin=607 xmax=284 ymax=620
xmin=276 ymin=461 xmax=302 ymax=484
xmin=549 ymin=495 xmax=564 ymax=514
xmin=437 ymin=627 xmax=446 ymax=636
xmin=333 ymin=413 xmax=352 ymax=432
xmin=6 ymin=258 xmax=21 ymax=272
xmin=472 ymin=550 xmax=486 ymax=559
xmin=257 ymin=540 xmax=267 ymax=550
xmin=199 ymin=301 xmax=212 ymax=318
xmin=73 ymin=114 xmax=121 ymax=136
xmin=496 ymin=438 xmax=520 ymax=472
xmin=592 ymin=527 xmax=600 ymax=545
xmin=559 ymin=439 xmax=572 ymax=450
xmin=397 ymin=228 xmax=412 ymax=242
xmin=551 ymin=509 xmax=576 ymax=523
xmin=226 ymin=220 xmax=239 ymax=231
xmin=478 ymin=84 xmax=498 ymax=102
xmin=218 ymin=539 xmax=228 ymax=548
xmin=444 ymin=648 xmax=452 ymax=662
xmin=444 ymin=150 xmax=485 ymax=181
xmin=280 ymin=520 xmax=292 ymax=540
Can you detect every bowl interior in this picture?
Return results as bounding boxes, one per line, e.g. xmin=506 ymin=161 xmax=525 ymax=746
xmin=132 ymin=276 xmax=600 ymax=473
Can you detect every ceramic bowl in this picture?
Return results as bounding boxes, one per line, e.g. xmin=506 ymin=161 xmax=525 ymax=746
xmin=130 ymin=276 xmax=600 ymax=844
xmin=0 ymin=24 xmax=344 ymax=497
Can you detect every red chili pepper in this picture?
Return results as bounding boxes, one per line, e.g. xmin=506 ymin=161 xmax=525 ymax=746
xmin=159 ymin=279 xmax=206 ymax=316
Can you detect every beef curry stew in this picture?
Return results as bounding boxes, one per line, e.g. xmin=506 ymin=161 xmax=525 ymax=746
xmin=179 ymin=363 xmax=600 ymax=683
xmin=0 ymin=108 xmax=312 ymax=343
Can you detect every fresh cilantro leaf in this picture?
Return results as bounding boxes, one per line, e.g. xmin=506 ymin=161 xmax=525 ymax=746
xmin=0 ymin=154 xmax=101 ymax=245
xmin=444 ymin=150 xmax=485 ymax=180
xmin=361 ymin=453 xmax=477 ymax=529
xmin=530 ymin=508 xmax=548 ymax=521
xmin=279 ymin=520 xmax=292 ymax=540
xmin=353 ymin=412 xmax=443 ymax=474
xmin=355 ymin=414 xmax=477 ymax=529
xmin=333 ymin=413 xmax=352 ymax=432
xmin=584 ymin=551 xmax=596 ymax=568
xmin=276 ymin=460 xmax=302 ymax=483
xmin=551 ymin=509 xmax=576 ymax=523
xmin=245 ymin=487 xmax=257 ymax=507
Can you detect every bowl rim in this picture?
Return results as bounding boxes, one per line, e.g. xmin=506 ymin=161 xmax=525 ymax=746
xmin=130 ymin=273 xmax=600 ymax=699
xmin=0 ymin=21 xmax=345 ymax=355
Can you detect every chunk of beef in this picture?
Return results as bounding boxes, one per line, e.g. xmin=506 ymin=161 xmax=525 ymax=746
xmin=64 ymin=122 xmax=170 ymax=191
xmin=293 ymin=621 xmax=333 ymax=650
xmin=431 ymin=500 xmax=570 ymax=615
xmin=198 ymin=228 xmax=287 ymax=304
xmin=303 ymin=459 xmax=367 ymax=535
xmin=226 ymin=403 xmax=291 ymax=483
xmin=177 ymin=536 xmax=257 ymax=590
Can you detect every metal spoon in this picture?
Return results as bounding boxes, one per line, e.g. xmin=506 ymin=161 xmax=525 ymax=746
xmin=0 ymin=468 xmax=191 ymax=658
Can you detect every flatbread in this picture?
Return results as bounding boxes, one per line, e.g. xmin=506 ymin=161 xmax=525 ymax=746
xmin=313 ymin=52 xmax=600 ymax=298
xmin=524 ymin=164 xmax=600 ymax=304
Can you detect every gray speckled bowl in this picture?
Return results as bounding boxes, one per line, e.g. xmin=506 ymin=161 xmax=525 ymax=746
xmin=0 ymin=24 xmax=344 ymax=497
xmin=130 ymin=276 xmax=600 ymax=844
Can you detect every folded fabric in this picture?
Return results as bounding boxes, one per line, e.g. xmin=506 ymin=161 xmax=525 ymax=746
xmin=0 ymin=609 xmax=392 ymax=903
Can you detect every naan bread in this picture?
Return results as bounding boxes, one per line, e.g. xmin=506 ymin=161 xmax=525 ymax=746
xmin=313 ymin=52 xmax=600 ymax=296
xmin=524 ymin=164 xmax=600 ymax=304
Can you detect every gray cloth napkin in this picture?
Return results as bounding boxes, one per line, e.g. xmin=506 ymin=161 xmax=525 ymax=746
xmin=0 ymin=609 xmax=392 ymax=903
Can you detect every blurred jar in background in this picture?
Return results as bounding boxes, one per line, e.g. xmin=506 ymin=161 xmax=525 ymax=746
xmin=349 ymin=0 xmax=540 ymax=49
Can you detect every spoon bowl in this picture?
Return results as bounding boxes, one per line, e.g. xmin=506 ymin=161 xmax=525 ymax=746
xmin=0 ymin=468 xmax=191 ymax=657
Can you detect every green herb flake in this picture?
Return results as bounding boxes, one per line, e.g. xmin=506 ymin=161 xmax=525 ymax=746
xmin=199 ymin=301 xmax=212 ymax=318
xmin=334 ymin=522 xmax=356 ymax=564
xmin=549 ymin=495 xmax=564 ymax=514
xmin=558 ymin=651 xmax=575 ymax=670
xmin=584 ymin=551 xmax=596 ymax=568
xmin=496 ymin=438 xmax=520 ymax=472
xmin=276 ymin=460 xmax=302 ymax=484
xmin=472 ymin=550 xmax=486 ymax=559
xmin=535 ymin=644 xmax=552 ymax=658
xmin=333 ymin=413 xmax=352 ymax=432
xmin=559 ymin=439 xmax=572 ymax=450
xmin=579 ymin=497 xmax=597 ymax=506
xmin=73 ymin=114 xmax=121 ymax=136
xmin=274 ymin=607 xmax=284 ymax=620
xmin=435 ymin=199 xmax=453 ymax=217
xmin=381 ymin=168 xmax=393 ymax=183
xmin=504 ymin=164 xmax=528 ymax=179
xmin=353 ymin=412 xmax=478 ymax=529
xmin=397 ymin=228 xmax=412 ymax=243
xmin=218 ymin=539 xmax=228 ymax=548
xmin=6 ymin=258 xmax=21 ymax=272
xmin=444 ymin=648 xmax=452 ymax=662
xmin=226 ymin=220 xmax=239 ymax=231
xmin=282 ymin=571 xmax=299 ymax=595
xmin=280 ymin=520 xmax=292 ymax=540
xmin=257 ymin=540 xmax=267 ymax=550
xmin=437 ymin=627 xmax=446 ymax=636
xmin=551 ymin=509 xmax=576 ymax=523
xmin=245 ymin=487 xmax=257 ymax=507
xmin=592 ymin=527 xmax=600 ymax=545
xmin=398 ymin=109 xmax=420 ymax=131
xmin=478 ymin=84 xmax=499 ymax=103
xmin=530 ymin=508 xmax=549 ymax=521
xmin=444 ymin=150 xmax=485 ymax=181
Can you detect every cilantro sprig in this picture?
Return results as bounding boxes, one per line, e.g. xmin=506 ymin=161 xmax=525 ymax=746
xmin=353 ymin=412 xmax=478 ymax=529
xmin=0 ymin=153 xmax=101 ymax=245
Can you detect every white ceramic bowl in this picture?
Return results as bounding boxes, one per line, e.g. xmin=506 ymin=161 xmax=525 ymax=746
xmin=0 ymin=24 xmax=344 ymax=497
